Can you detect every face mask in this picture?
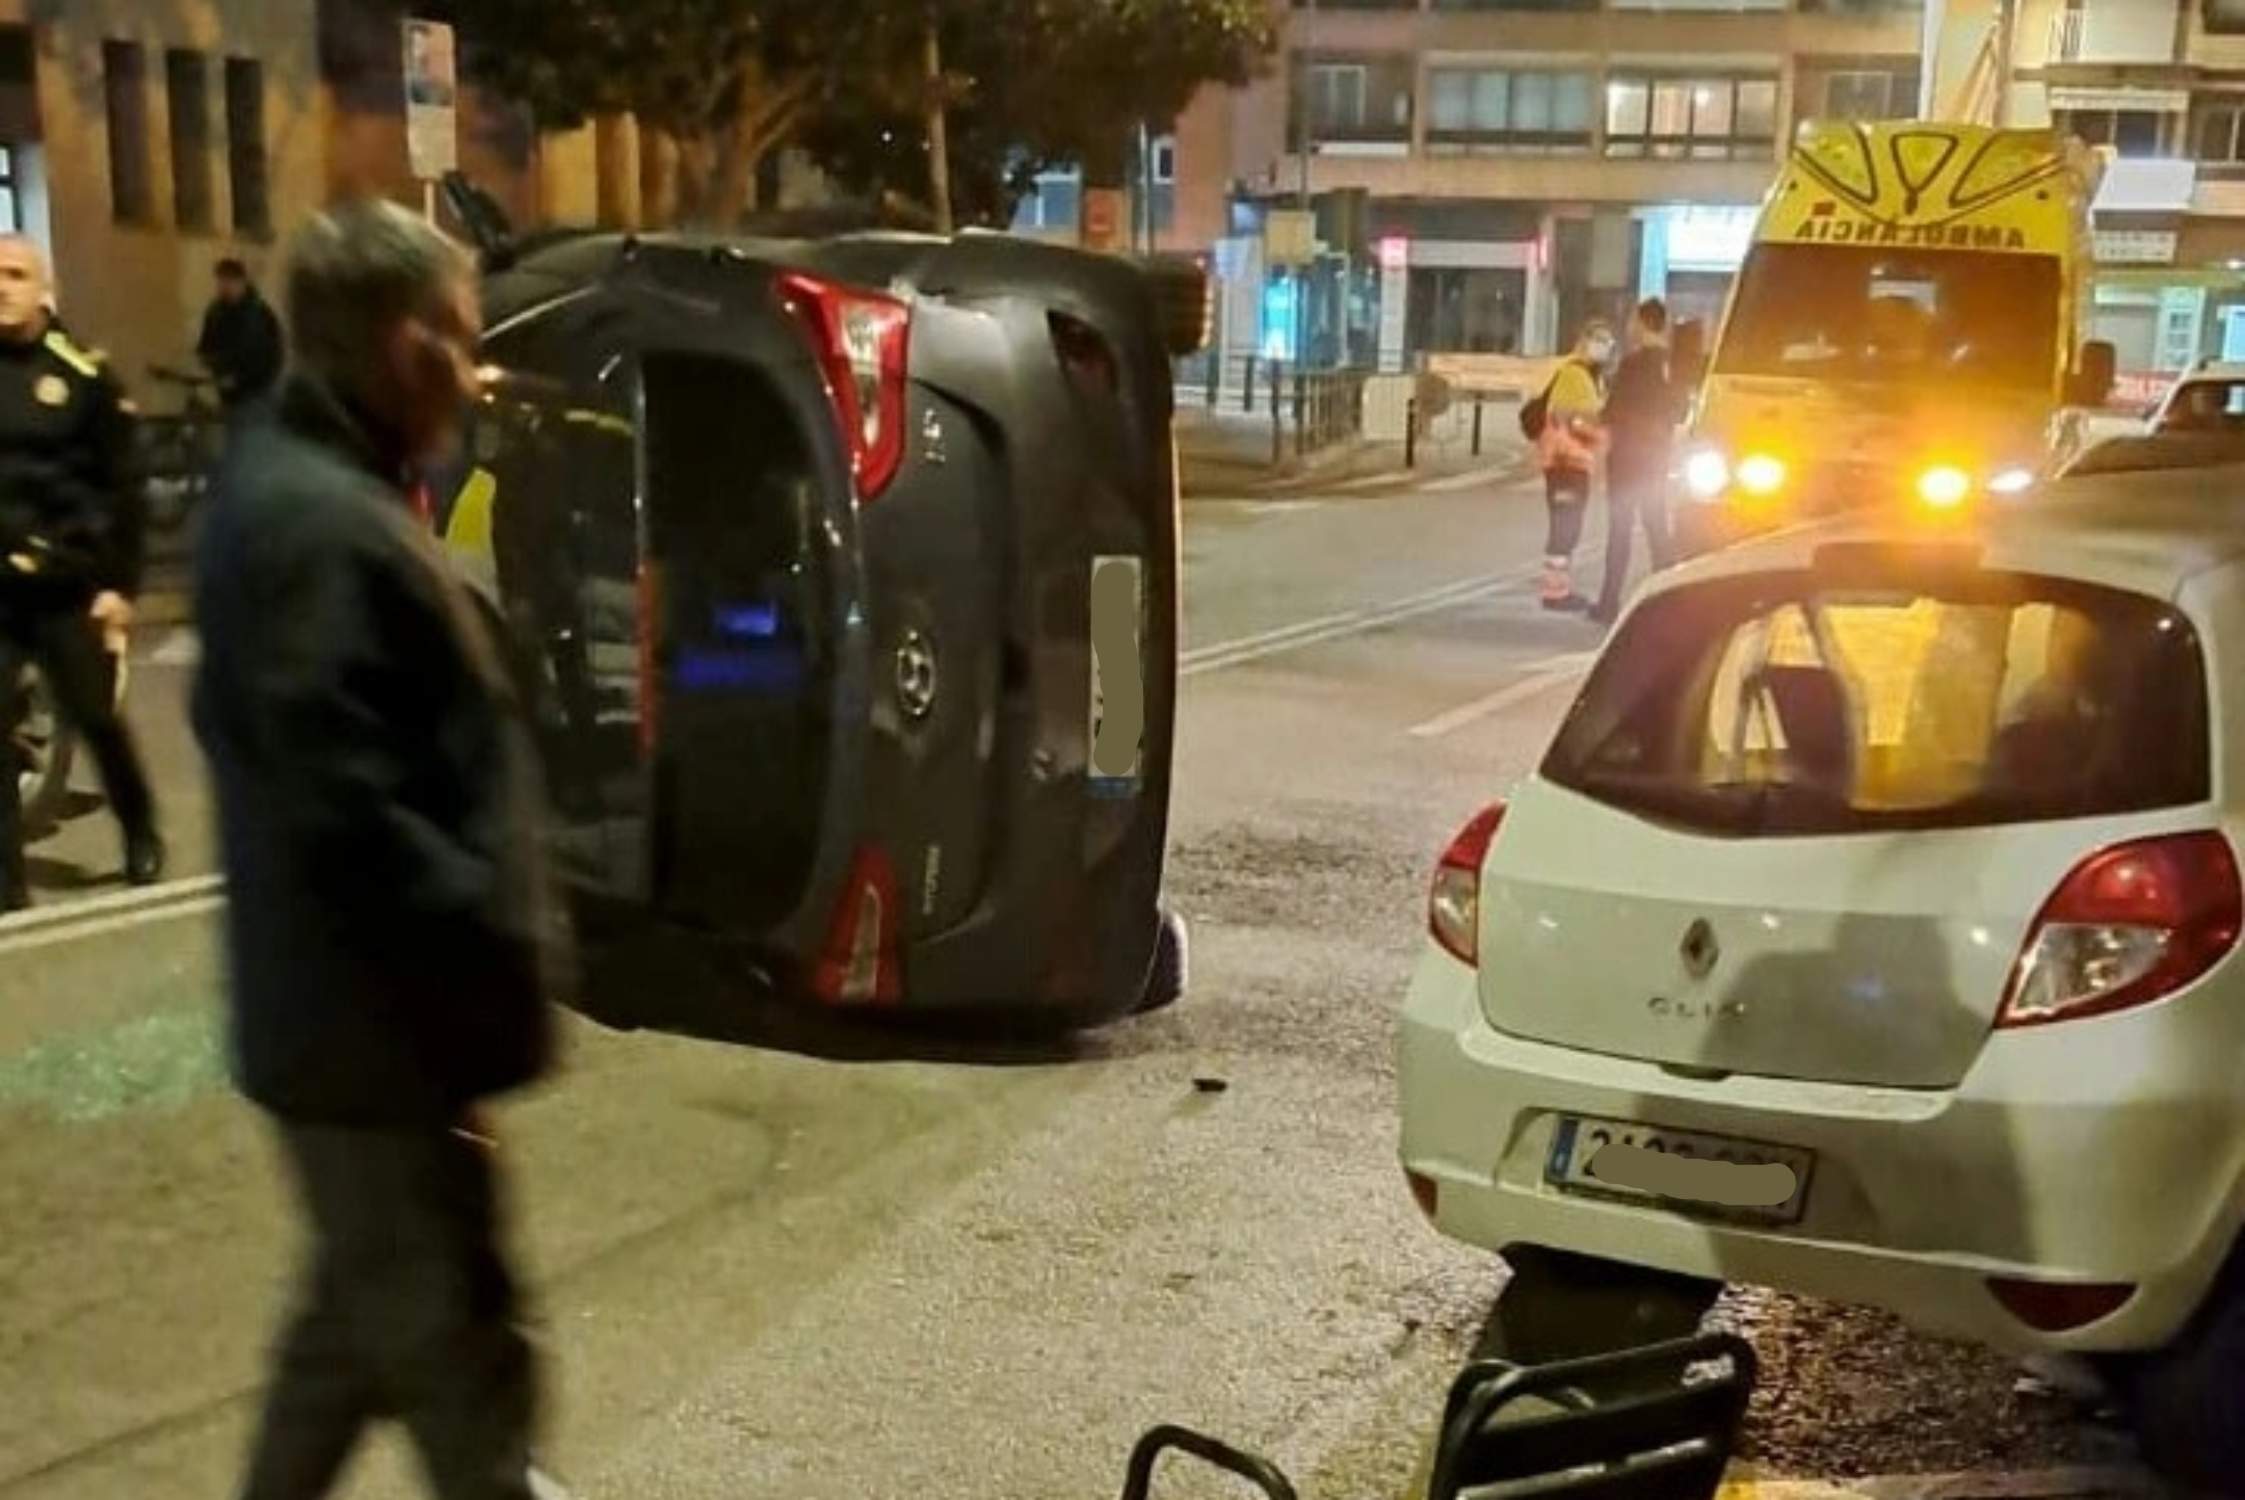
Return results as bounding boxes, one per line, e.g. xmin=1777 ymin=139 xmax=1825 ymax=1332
xmin=1585 ymin=338 xmax=1615 ymax=364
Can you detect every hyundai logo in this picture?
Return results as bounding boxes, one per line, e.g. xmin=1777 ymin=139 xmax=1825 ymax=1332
xmin=895 ymin=629 xmax=939 ymax=721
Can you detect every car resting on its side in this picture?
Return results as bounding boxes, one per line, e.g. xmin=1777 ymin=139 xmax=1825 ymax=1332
xmin=436 ymin=228 xmax=1196 ymax=1029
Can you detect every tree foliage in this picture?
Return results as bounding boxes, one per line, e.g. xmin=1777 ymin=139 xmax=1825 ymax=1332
xmin=432 ymin=0 xmax=1273 ymax=228
xmin=800 ymin=0 xmax=1271 ymax=226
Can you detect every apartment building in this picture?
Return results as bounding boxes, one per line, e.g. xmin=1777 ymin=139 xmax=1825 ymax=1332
xmin=0 ymin=0 xmax=325 ymax=389
xmin=1191 ymin=0 xmax=1929 ymax=365
xmin=1934 ymin=0 xmax=2245 ymax=391
xmin=1 ymin=1 xmax=621 ymax=404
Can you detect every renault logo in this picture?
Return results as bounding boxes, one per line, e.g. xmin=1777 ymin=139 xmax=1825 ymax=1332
xmin=1680 ymin=919 xmax=1720 ymax=981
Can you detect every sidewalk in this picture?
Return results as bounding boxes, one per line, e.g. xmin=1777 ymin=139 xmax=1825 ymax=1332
xmin=1178 ymin=398 xmax=1531 ymax=500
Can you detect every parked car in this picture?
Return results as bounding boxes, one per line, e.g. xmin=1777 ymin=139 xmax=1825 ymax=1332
xmin=439 ymin=222 xmax=1197 ymax=1028
xmin=1399 ymin=469 xmax=2245 ymax=1489
xmin=2149 ymin=360 xmax=2245 ymax=436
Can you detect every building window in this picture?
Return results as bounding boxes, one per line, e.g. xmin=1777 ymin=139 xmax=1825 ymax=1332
xmin=1011 ymin=164 xmax=1081 ymax=232
xmin=103 ymin=41 xmax=153 ymax=225
xmin=226 ymin=58 xmax=270 ymax=236
xmin=2209 ymin=1 xmax=2245 ymax=37
xmin=1151 ymin=136 xmax=1177 ymax=185
xmin=2197 ymin=103 xmax=2245 ymax=164
xmin=0 ymin=146 xmax=20 ymax=234
xmin=1606 ymin=75 xmax=1779 ymax=160
xmin=2058 ymin=107 xmax=2173 ymax=158
xmin=1306 ymin=63 xmax=1369 ymax=136
xmin=1825 ymin=70 xmax=1912 ymax=122
xmin=167 ymin=50 xmax=213 ymax=233
xmin=1427 ymin=68 xmax=1593 ymax=151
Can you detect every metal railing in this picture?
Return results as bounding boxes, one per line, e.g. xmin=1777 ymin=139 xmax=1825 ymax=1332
xmin=1174 ymin=352 xmax=1369 ymax=463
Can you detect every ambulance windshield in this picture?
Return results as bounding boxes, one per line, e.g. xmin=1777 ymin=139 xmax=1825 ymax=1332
xmin=1715 ymin=245 xmax=2061 ymax=392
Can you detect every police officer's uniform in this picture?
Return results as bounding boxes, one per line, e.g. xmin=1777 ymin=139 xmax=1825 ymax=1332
xmin=0 ymin=321 xmax=160 ymax=908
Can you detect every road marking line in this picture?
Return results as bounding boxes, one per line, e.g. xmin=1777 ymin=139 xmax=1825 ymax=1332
xmin=149 ymin=627 xmax=199 ymax=667
xmin=1407 ymin=652 xmax=1597 ymax=739
xmin=1182 ymin=571 xmax=1530 ymax=678
xmin=1420 ymin=463 xmax=1516 ymax=494
xmin=0 ymin=874 xmax=224 ymax=939
xmin=0 ymin=893 xmax=226 ymax=958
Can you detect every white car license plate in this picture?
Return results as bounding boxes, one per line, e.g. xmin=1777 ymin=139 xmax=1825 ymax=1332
xmin=1546 ymin=1115 xmax=1814 ymax=1225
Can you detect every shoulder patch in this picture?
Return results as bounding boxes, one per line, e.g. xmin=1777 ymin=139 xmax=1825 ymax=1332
xmin=42 ymin=330 xmax=101 ymax=379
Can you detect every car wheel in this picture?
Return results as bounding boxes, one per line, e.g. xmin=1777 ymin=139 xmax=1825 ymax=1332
xmin=1134 ymin=908 xmax=1188 ymax=1015
xmin=2125 ymin=1256 xmax=2245 ymax=1494
xmin=13 ymin=664 xmax=75 ymax=840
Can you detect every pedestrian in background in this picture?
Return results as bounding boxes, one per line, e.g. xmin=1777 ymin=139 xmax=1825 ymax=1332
xmin=1593 ymin=298 xmax=1679 ymax=626
xmin=192 ymin=201 xmax=570 ymax=1500
xmin=1534 ymin=318 xmax=1612 ymax=613
xmin=197 ymin=257 xmax=285 ymax=415
xmin=0 ymin=234 xmax=162 ymax=911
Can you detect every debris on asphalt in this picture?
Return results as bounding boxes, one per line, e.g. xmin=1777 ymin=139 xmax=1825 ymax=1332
xmin=1712 ymin=1287 xmax=2142 ymax=1479
xmin=1192 ymin=1076 xmax=1230 ymax=1094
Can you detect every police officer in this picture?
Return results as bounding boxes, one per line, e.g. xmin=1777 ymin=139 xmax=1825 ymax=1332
xmin=0 ymin=234 xmax=162 ymax=910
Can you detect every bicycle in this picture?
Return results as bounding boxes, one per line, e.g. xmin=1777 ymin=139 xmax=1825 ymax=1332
xmin=8 ymin=618 xmax=130 ymax=842
xmin=140 ymin=364 xmax=225 ymax=534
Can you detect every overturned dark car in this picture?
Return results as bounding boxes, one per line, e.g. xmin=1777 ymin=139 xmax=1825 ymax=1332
xmin=436 ymin=223 xmax=1197 ymax=1029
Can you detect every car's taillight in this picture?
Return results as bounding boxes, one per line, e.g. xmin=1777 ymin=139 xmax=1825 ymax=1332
xmin=1430 ymin=802 xmax=1507 ymax=967
xmin=812 ymin=845 xmax=903 ymax=1005
xmin=777 ymin=272 xmax=911 ymax=502
xmin=1998 ymin=832 xmax=2242 ymax=1029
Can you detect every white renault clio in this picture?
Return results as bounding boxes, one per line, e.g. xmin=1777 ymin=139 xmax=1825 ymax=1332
xmin=1399 ymin=472 xmax=2245 ymax=1487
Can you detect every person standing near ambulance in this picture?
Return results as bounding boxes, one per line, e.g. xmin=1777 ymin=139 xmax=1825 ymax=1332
xmin=0 ymin=234 xmax=162 ymax=911
xmin=1532 ymin=319 xmax=1612 ymax=613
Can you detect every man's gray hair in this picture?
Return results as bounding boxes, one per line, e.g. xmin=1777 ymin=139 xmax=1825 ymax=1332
xmin=284 ymin=199 xmax=474 ymax=383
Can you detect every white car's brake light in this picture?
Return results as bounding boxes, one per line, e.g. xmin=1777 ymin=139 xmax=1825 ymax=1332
xmin=1999 ymin=832 xmax=2241 ymax=1028
xmin=1429 ymin=802 xmax=1507 ymax=966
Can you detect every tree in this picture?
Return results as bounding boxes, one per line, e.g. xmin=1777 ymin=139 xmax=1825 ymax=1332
xmin=429 ymin=0 xmax=900 ymax=224
xmin=800 ymin=0 xmax=1274 ymax=231
xmin=432 ymin=0 xmax=1273 ymax=232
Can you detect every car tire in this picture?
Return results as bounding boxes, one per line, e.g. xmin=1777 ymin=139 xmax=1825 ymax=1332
xmin=1134 ymin=908 xmax=1188 ymax=1015
xmin=2124 ymin=1254 xmax=2245 ymax=1495
xmin=14 ymin=665 xmax=75 ymax=840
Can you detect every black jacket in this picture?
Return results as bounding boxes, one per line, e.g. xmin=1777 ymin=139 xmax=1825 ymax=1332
xmin=0 ymin=324 xmax=142 ymax=604
xmin=196 ymin=289 xmax=284 ymax=409
xmin=192 ymin=375 xmax=567 ymax=1125
xmin=1601 ymin=345 xmax=1679 ymax=481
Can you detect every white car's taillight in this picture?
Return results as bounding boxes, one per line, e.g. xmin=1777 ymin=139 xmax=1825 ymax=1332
xmin=1429 ymin=802 xmax=1507 ymax=966
xmin=1999 ymin=832 xmax=2242 ymax=1028
xmin=777 ymin=272 xmax=912 ymax=501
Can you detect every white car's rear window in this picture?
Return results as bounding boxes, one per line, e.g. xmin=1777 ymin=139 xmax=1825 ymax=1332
xmin=1545 ymin=563 xmax=2209 ymax=835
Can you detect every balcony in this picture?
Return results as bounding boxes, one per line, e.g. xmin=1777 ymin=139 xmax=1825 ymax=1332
xmin=2047 ymin=0 xmax=2181 ymax=64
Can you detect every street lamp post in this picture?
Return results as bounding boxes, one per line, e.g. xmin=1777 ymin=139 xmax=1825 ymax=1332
xmin=1296 ymin=0 xmax=1314 ymax=369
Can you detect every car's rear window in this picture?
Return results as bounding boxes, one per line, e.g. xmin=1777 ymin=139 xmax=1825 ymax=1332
xmin=1543 ymin=567 xmax=2209 ymax=836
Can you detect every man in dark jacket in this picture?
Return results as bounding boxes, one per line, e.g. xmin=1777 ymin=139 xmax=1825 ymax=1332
xmin=192 ymin=201 xmax=569 ymax=1500
xmin=196 ymin=257 xmax=285 ymax=413
xmin=0 ymin=234 xmax=162 ymax=910
xmin=1592 ymin=298 xmax=1681 ymax=626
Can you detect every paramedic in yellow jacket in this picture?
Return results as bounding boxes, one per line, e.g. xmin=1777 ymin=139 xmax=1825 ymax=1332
xmin=1536 ymin=319 xmax=1613 ymax=612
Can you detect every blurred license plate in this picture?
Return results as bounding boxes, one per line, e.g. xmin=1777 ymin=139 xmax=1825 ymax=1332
xmin=1546 ymin=1115 xmax=1813 ymax=1225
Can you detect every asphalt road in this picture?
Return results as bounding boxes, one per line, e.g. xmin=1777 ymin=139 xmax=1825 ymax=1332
xmin=0 ymin=478 xmax=2149 ymax=1499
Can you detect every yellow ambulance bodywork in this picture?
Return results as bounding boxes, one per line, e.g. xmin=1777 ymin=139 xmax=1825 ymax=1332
xmin=1681 ymin=121 xmax=2102 ymax=537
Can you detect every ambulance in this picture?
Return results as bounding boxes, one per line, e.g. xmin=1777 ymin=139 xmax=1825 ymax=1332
xmin=1673 ymin=121 xmax=2115 ymax=555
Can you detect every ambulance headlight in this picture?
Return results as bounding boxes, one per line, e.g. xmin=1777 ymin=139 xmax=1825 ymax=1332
xmin=1683 ymin=447 xmax=1731 ymax=502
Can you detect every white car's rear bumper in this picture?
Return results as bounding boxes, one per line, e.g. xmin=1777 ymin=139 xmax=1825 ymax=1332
xmin=1399 ymin=949 xmax=2245 ymax=1353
